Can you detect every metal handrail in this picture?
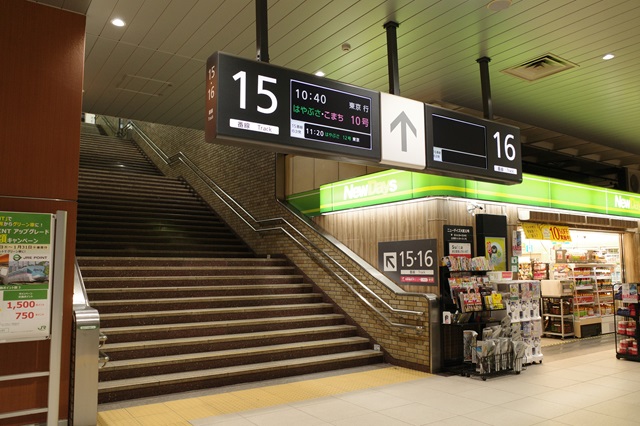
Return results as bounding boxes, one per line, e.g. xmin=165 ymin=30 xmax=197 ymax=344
xmin=100 ymin=116 xmax=426 ymax=331
xmin=71 ymin=259 xmax=101 ymax=425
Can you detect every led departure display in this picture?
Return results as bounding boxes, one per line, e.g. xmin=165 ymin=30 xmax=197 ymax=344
xmin=205 ymin=51 xmax=380 ymax=162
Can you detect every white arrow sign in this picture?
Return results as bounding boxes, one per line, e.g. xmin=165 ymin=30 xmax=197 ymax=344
xmin=380 ymin=92 xmax=426 ymax=169
xmin=383 ymin=252 xmax=397 ymax=272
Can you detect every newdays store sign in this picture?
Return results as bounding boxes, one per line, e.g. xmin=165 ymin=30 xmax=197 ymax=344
xmin=287 ymin=170 xmax=640 ymax=219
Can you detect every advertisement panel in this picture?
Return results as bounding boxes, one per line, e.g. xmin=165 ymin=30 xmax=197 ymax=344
xmin=0 ymin=212 xmax=54 ymax=342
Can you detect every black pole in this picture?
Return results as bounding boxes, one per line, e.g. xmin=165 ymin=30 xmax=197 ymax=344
xmin=477 ymin=56 xmax=493 ymax=120
xmin=255 ymin=0 xmax=269 ymax=63
xmin=384 ymin=21 xmax=400 ymax=95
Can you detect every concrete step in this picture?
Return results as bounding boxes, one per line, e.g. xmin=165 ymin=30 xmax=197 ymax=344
xmin=79 ymin=168 xmax=177 ymax=184
xmin=76 ymin=248 xmax=252 ymax=258
xmin=100 ymin=313 xmax=347 ymax=343
xmin=99 ymin=337 xmax=372 ymax=380
xmin=102 ymin=325 xmax=359 ymax=360
xmin=79 ymin=265 xmax=297 ymax=277
xmin=86 ymin=283 xmax=313 ymax=300
xmin=82 ymin=274 xmax=304 ymax=288
xmin=76 ymin=256 xmax=287 ymax=268
xmin=91 ymin=293 xmax=323 ymax=313
xmin=98 ymin=350 xmax=383 ymax=403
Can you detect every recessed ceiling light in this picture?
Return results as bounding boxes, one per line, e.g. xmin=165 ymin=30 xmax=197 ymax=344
xmin=315 ymin=71 xmax=325 ymax=77
xmin=487 ymin=0 xmax=511 ymax=11
xmin=111 ymin=18 xmax=126 ymax=27
xmin=602 ymin=53 xmax=615 ymax=60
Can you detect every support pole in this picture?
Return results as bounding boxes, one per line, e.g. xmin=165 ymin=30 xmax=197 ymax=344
xmin=384 ymin=21 xmax=400 ymax=95
xmin=477 ymin=56 xmax=493 ymax=120
xmin=255 ymin=0 xmax=269 ymax=63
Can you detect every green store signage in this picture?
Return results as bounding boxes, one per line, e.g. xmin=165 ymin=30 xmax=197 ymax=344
xmin=287 ymin=171 xmax=640 ymax=219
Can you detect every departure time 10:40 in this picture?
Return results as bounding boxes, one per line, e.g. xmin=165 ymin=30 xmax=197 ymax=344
xmin=293 ymin=88 xmax=327 ymax=105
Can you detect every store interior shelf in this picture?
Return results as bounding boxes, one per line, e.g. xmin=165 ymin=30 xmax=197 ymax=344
xmin=614 ymin=291 xmax=639 ymax=361
xmin=540 ymin=292 xmax=574 ymax=339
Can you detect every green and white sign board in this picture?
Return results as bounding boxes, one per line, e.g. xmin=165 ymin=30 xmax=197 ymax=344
xmin=306 ymin=171 xmax=640 ymax=219
xmin=0 ymin=212 xmax=54 ymax=343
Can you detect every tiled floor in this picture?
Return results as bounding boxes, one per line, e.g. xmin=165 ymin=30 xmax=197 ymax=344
xmin=98 ymin=334 xmax=640 ymax=425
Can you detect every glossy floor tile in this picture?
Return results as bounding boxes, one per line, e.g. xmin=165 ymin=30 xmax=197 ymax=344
xmin=98 ymin=334 xmax=638 ymax=425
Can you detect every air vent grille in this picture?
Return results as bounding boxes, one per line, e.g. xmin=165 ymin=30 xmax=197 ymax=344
xmin=116 ymin=74 xmax=173 ymax=97
xmin=502 ymin=53 xmax=577 ymax=82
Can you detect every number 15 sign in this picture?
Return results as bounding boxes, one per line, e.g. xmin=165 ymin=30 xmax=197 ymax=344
xmin=205 ymin=51 xmax=381 ymax=163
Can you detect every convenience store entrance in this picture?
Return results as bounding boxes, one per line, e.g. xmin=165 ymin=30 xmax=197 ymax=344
xmin=518 ymin=228 xmax=622 ymax=341
xmin=518 ymin=229 xmax=622 ymax=281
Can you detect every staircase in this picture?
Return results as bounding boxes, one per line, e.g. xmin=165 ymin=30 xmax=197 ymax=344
xmin=76 ymin=128 xmax=383 ymax=404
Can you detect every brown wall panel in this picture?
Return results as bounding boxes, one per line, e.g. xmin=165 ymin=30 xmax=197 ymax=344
xmin=0 ymin=0 xmax=84 ymax=200
xmin=0 ymin=1 xmax=84 ymax=423
xmin=0 ymin=376 xmax=48 ymax=415
xmin=0 ymin=198 xmax=77 ymax=422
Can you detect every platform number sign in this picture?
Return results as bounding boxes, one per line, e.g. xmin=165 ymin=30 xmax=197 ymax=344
xmin=425 ymin=104 xmax=522 ymax=184
xmin=378 ymin=239 xmax=438 ymax=286
xmin=205 ymin=51 xmax=381 ymax=162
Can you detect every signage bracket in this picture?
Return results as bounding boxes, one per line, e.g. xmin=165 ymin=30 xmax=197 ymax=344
xmin=477 ymin=56 xmax=493 ymax=120
xmin=384 ymin=21 xmax=401 ymax=95
xmin=255 ymin=0 xmax=269 ymax=63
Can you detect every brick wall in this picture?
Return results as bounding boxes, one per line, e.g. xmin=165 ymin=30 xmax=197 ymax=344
xmin=110 ymin=118 xmax=434 ymax=371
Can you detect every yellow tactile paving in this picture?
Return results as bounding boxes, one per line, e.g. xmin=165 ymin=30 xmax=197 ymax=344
xmin=262 ymin=380 xmax=342 ymax=402
xmin=198 ymin=392 xmax=256 ymax=414
xmin=125 ymin=402 xmax=174 ymax=418
xmin=134 ymin=411 xmax=190 ymax=426
xmin=230 ymin=387 xmax=290 ymax=408
xmin=98 ymin=366 xmax=432 ymax=425
xmin=97 ymin=409 xmax=140 ymax=426
xmin=164 ymin=398 xmax=222 ymax=420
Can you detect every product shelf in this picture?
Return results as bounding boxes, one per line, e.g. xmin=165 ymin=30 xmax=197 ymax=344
xmin=550 ymin=263 xmax=617 ymax=338
xmin=614 ymin=293 xmax=640 ymax=361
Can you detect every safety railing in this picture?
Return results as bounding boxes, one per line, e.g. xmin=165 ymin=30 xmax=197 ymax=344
xmin=70 ymin=259 xmax=105 ymax=425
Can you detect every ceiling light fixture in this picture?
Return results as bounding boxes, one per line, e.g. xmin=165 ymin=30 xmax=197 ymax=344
xmin=111 ymin=18 xmax=126 ymax=27
xmin=487 ymin=0 xmax=512 ymax=11
xmin=602 ymin=53 xmax=615 ymax=60
xmin=315 ymin=71 xmax=325 ymax=77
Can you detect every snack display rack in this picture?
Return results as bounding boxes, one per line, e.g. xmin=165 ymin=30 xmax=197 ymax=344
xmin=615 ymin=284 xmax=639 ymax=361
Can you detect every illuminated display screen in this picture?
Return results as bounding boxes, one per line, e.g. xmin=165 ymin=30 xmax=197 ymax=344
xmin=290 ymin=80 xmax=372 ymax=150
xmin=206 ymin=51 xmax=380 ymax=162
xmin=425 ymin=104 xmax=522 ymax=184
xmin=431 ymin=113 xmax=487 ymax=169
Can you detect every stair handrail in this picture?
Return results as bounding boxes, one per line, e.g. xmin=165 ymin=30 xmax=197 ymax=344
xmin=101 ymin=117 xmax=428 ymax=331
xmin=71 ymin=259 xmax=102 ymax=425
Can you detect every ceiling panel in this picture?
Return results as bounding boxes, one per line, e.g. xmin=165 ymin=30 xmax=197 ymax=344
xmin=118 ymin=0 xmax=171 ymax=46
xmin=37 ymin=0 xmax=640 ymax=186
